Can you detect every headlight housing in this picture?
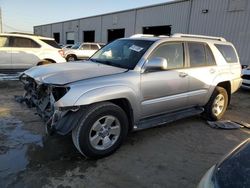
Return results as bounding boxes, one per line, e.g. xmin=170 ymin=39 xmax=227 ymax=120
xmin=52 ymin=86 xmax=70 ymax=102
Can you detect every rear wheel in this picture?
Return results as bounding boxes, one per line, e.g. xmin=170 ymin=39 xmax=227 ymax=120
xmin=72 ymin=102 xmax=128 ymax=158
xmin=203 ymin=86 xmax=228 ymax=121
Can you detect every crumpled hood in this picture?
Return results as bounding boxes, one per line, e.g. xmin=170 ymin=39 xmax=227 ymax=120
xmin=23 ymin=61 xmax=126 ymax=85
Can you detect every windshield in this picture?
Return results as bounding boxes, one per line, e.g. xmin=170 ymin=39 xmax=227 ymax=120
xmin=71 ymin=43 xmax=81 ymax=49
xmin=90 ymin=39 xmax=154 ymax=69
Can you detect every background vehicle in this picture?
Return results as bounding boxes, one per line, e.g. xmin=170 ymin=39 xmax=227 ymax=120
xmin=241 ymin=66 xmax=250 ymax=89
xmin=198 ymin=139 xmax=250 ymax=188
xmin=64 ymin=42 xmax=105 ymax=61
xmin=20 ymin=34 xmax=242 ymax=158
xmin=62 ymin=44 xmax=73 ymax=49
xmin=0 ymin=33 xmax=66 ymax=71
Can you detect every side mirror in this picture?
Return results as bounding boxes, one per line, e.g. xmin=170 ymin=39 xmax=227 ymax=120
xmin=144 ymin=57 xmax=168 ymax=72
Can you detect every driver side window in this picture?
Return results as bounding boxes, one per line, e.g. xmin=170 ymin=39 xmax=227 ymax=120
xmin=150 ymin=43 xmax=184 ymax=70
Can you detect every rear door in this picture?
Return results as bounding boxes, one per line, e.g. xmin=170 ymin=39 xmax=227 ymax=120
xmin=89 ymin=44 xmax=100 ymax=56
xmin=10 ymin=36 xmax=41 ymax=69
xmin=0 ymin=36 xmax=12 ymax=70
xmin=185 ymin=42 xmax=217 ymax=106
xmin=77 ymin=44 xmax=92 ymax=59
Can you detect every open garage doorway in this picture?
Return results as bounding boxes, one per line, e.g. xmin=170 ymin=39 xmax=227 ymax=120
xmin=107 ymin=29 xmax=125 ymax=42
xmin=66 ymin=32 xmax=75 ymax=44
xmin=143 ymin=25 xmax=171 ymax=36
xmin=53 ymin=33 xmax=60 ymax=43
xmin=83 ymin=31 xmax=95 ymax=42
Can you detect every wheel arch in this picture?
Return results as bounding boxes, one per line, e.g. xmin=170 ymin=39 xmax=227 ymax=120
xmin=37 ymin=59 xmax=56 ymax=66
xmin=73 ymin=86 xmax=140 ymax=124
xmin=217 ymin=81 xmax=231 ymax=105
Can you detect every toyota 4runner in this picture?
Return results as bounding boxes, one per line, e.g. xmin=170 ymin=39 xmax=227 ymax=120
xmin=19 ymin=33 xmax=242 ymax=158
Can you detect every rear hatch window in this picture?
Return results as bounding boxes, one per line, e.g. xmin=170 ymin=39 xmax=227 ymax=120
xmin=215 ymin=44 xmax=238 ymax=63
xmin=41 ymin=39 xmax=61 ymax=49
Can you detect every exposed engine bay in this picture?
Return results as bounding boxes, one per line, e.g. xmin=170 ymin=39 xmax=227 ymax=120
xmin=17 ymin=74 xmax=78 ymax=135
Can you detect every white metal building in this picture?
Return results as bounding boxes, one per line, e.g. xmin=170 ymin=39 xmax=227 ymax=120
xmin=34 ymin=0 xmax=250 ymax=65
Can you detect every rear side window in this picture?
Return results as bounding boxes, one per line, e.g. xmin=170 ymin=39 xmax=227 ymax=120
xmin=41 ymin=39 xmax=61 ymax=49
xmin=188 ymin=43 xmax=206 ymax=67
xmin=150 ymin=43 xmax=184 ymax=70
xmin=81 ymin=44 xmax=91 ymax=50
xmin=0 ymin=36 xmax=10 ymax=47
xmin=90 ymin=44 xmax=99 ymax=50
xmin=215 ymin=44 xmax=238 ymax=63
xmin=11 ymin=37 xmax=40 ymax=48
xmin=188 ymin=43 xmax=216 ymax=67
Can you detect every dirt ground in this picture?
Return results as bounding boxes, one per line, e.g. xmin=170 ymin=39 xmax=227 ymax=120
xmin=0 ymin=80 xmax=249 ymax=188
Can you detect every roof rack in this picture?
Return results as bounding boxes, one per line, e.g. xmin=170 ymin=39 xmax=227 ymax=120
xmin=172 ymin=33 xmax=226 ymax=42
xmin=8 ymin=32 xmax=36 ymax=36
xmin=130 ymin=34 xmax=154 ymax=38
xmin=130 ymin=34 xmax=169 ymax=38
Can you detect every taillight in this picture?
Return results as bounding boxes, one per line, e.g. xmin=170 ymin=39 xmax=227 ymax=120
xmin=58 ymin=50 xmax=64 ymax=57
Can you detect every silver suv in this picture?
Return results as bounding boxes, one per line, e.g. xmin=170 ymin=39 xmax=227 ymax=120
xmin=19 ymin=34 xmax=242 ymax=158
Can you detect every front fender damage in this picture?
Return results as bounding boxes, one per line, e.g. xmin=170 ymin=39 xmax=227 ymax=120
xmin=17 ymin=74 xmax=81 ymax=135
xmin=46 ymin=107 xmax=83 ymax=135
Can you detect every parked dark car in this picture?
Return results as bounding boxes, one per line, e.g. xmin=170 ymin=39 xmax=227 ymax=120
xmin=198 ymin=139 xmax=250 ymax=188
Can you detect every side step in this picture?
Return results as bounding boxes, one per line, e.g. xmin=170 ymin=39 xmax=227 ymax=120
xmin=134 ymin=107 xmax=204 ymax=131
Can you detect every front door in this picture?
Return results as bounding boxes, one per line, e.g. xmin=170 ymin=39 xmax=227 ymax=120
xmin=141 ymin=42 xmax=189 ymax=118
xmin=78 ymin=44 xmax=93 ymax=59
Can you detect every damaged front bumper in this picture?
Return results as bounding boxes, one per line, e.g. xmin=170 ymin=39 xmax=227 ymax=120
xmin=19 ymin=74 xmax=80 ymax=135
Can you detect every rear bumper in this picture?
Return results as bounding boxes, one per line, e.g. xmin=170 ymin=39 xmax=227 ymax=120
xmin=241 ymin=78 xmax=250 ymax=89
xmin=231 ymin=77 xmax=242 ymax=93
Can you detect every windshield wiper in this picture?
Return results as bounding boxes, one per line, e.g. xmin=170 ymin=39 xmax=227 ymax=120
xmin=90 ymin=58 xmax=102 ymax=63
xmin=90 ymin=58 xmax=128 ymax=69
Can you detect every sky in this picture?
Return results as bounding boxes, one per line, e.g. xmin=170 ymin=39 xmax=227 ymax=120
xmin=0 ymin=0 xmax=172 ymax=33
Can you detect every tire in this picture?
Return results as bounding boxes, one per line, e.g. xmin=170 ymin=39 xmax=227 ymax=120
xmin=66 ymin=55 xmax=77 ymax=62
xmin=72 ymin=102 xmax=129 ymax=158
xmin=203 ymin=86 xmax=228 ymax=121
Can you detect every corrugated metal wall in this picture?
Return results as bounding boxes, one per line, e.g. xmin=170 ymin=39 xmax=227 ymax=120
xmin=79 ymin=17 xmax=102 ymax=42
xmin=51 ymin=23 xmax=63 ymax=44
xmin=189 ymin=0 xmax=250 ymax=65
xmin=135 ymin=1 xmax=190 ymax=34
xmin=101 ymin=10 xmax=136 ymax=42
xmin=34 ymin=0 xmax=250 ymax=65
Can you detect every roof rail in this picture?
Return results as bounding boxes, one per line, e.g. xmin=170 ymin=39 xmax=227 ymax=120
xmin=172 ymin=33 xmax=226 ymax=42
xmin=130 ymin=34 xmax=155 ymax=38
xmin=130 ymin=34 xmax=170 ymax=38
xmin=8 ymin=32 xmax=36 ymax=36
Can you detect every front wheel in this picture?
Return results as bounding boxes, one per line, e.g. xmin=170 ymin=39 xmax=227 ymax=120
xmin=203 ymin=86 xmax=228 ymax=121
xmin=72 ymin=102 xmax=128 ymax=158
xmin=66 ymin=55 xmax=77 ymax=62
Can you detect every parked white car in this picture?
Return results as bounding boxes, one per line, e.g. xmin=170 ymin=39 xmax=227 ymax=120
xmin=64 ymin=42 xmax=105 ymax=61
xmin=0 ymin=33 xmax=66 ymax=71
xmin=242 ymin=66 xmax=250 ymax=89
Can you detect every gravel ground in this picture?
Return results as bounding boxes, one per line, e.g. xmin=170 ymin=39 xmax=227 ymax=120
xmin=0 ymin=80 xmax=249 ymax=188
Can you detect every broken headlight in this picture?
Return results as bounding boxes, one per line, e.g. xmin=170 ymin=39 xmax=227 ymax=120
xmin=52 ymin=87 xmax=70 ymax=102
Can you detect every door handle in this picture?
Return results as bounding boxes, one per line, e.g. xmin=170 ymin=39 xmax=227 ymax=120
xmin=179 ymin=72 xmax=188 ymax=78
xmin=209 ymin=68 xmax=216 ymax=74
